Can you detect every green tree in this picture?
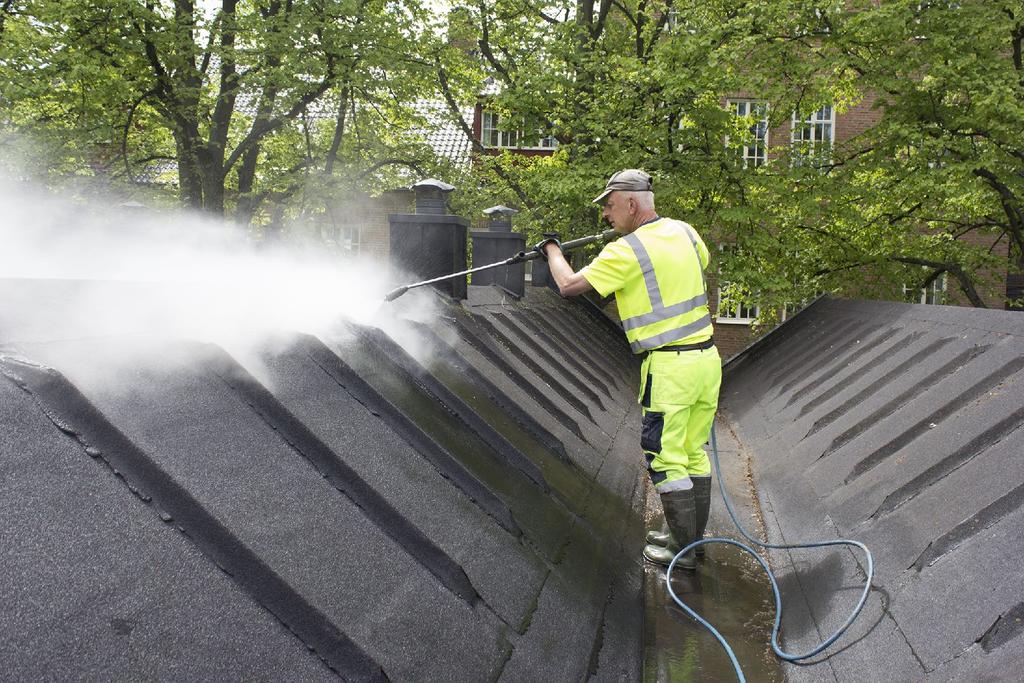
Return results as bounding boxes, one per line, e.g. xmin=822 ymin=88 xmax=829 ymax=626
xmin=821 ymin=0 xmax=1022 ymax=306
xmin=0 ymin=0 xmax=452 ymax=226
xmin=443 ymin=0 xmax=1020 ymax=308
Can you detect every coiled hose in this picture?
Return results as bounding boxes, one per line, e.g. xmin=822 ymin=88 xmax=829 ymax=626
xmin=665 ymin=425 xmax=874 ymax=682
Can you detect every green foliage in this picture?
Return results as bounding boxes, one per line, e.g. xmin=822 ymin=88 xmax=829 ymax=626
xmin=451 ymin=0 xmax=1022 ymax=310
xmin=0 ymin=0 xmax=457 ymax=227
xmin=2 ymin=0 xmax=1020 ymax=309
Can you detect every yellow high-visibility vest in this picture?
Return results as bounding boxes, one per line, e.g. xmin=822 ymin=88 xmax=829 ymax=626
xmin=583 ymin=217 xmax=713 ymax=353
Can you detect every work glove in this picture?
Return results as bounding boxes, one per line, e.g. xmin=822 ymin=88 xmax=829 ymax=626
xmin=532 ymin=233 xmax=562 ymax=261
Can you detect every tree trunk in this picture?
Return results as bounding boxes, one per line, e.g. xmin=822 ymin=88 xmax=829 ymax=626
xmin=200 ymin=0 xmax=240 ymax=216
xmin=175 ymin=132 xmax=204 ymax=209
xmin=235 ymin=145 xmax=262 ymax=226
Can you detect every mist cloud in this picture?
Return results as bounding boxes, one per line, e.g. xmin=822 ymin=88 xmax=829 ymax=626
xmin=0 ymin=180 xmax=441 ymax=381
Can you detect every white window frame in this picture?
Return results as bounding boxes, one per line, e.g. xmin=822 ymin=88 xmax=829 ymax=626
xmin=728 ymin=100 xmax=769 ymax=168
xmin=481 ymin=111 xmax=557 ymax=151
xmin=903 ymin=274 xmax=947 ymax=305
xmin=791 ymin=105 xmax=835 ymax=163
xmin=338 ymin=221 xmax=361 ymax=252
xmin=666 ymin=9 xmax=698 ymax=34
xmin=666 ymin=8 xmax=680 ymax=31
xmin=319 ymin=210 xmax=362 ymax=253
xmin=716 ymin=283 xmax=760 ymax=325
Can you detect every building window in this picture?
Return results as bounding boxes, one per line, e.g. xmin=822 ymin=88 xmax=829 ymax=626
xmin=781 ymin=291 xmax=825 ymax=321
xmin=729 ymin=100 xmax=768 ymax=168
xmin=716 ymin=283 xmax=760 ymax=324
xmin=666 ymin=9 xmax=680 ymax=31
xmin=482 ymin=111 xmax=516 ymax=148
xmin=337 ymin=221 xmax=361 ymax=252
xmin=903 ymin=274 xmax=947 ymax=305
xmin=319 ymin=208 xmax=363 ymax=253
xmin=481 ymin=111 xmax=557 ymax=150
xmin=791 ymin=105 xmax=834 ymax=163
xmin=666 ymin=9 xmax=698 ymax=33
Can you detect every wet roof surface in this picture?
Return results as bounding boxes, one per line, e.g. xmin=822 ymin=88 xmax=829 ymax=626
xmin=0 ymin=280 xmax=646 ymax=681
xmin=18 ymin=277 xmax=1019 ymax=681
xmin=720 ymin=296 xmax=1024 ymax=681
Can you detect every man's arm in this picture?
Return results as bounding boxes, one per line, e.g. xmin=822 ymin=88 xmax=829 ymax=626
xmin=543 ymin=243 xmax=594 ymax=297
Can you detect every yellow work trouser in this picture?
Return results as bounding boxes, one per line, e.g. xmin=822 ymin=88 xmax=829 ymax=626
xmin=638 ymin=345 xmax=722 ymax=492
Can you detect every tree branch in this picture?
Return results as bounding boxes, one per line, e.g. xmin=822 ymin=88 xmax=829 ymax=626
xmin=610 ymin=0 xmax=637 ymax=30
xmin=890 ymin=256 xmax=986 ymax=307
xmin=120 ymin=88 xmax=159 ymax=184
xmin=593 ymin=0 xmax=613 ymax=40
xmin=207 ymin=0 xmax=240 ymax=179
xmin=355 ymin=158 xmax=427 ymax=180
xmin=634 ymin=0 xmax=646 ymax=58
xmin=434 ymin=56 xmax=531 ymax=207
xmin=222 ymin=68 xmax=336 ymax=175
xmin=0 ymin=0 xmax=17 ymax=37
xmin=974 ymin=166 xmax=1024 ymax=255
xmin=199 ymin=7 xmax=222 ymax=76
xmin=478 ymin=3 xmax=513 ymax=86
xmin=324 ymin=86 xmax=350 ymax=175
xmin=644 ymin=0 xmax=674 ymax=61
xmin=1011 ymin=18 xmax=1022 ymax=88
xmin=222 ymin=0 xmax=345 ymax=175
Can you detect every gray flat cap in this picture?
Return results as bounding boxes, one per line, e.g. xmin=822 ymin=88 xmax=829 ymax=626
xmin=593 ymin=169 xmax=653 ymax=204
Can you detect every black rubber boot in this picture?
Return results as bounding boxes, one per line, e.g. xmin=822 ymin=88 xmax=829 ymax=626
xmin=646 ymin=523 xmax=670 ymax=547
xmin=692 ymin=476 xmax=713 ymax=559
xmin=643 ymin=489 xmax=697 ymax=570
xmin=648 ymin=481 xmax=711 ymax=559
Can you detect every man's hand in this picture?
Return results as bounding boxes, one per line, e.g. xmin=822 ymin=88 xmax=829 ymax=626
xmin=531 ymin=233 xmax=561 ymax=261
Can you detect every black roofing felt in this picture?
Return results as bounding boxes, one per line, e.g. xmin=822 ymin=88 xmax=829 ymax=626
xmin=0 ymin=280 xmax=645 ymax=681
xmin=0 ymin=377 xmax=335 ymax=682
xmin=720 ymin=296 xmax=1024 ymax=681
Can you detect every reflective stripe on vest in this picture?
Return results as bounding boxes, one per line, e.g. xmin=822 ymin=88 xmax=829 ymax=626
xmin=629 ymin=314 xmax=713 ymax=353
xmin=621 ymin=223 xmax=711 ymax=353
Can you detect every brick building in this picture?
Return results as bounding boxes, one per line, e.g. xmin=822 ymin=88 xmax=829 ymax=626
xmin=706 ymin=93 xmax=1011 ymax=359
xmin=370 ymin=87 xmax=1011 ymax=361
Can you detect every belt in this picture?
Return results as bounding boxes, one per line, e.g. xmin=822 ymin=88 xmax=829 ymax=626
xmin=649 ymin=338 xmax=714 ymax=354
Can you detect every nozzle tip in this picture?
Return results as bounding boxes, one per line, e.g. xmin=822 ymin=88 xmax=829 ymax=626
xmin=384 ymin=286 xmax=409 ymax=302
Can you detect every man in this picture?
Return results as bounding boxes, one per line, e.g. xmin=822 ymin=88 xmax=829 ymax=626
xmin=536 ymin=169 xmax=721 ymax=570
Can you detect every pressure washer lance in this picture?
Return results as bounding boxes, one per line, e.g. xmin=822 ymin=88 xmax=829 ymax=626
xmin=383 ymin=229 xmax=619 ymax=302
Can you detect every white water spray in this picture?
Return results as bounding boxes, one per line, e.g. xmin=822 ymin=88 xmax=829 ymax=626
xmin=0 ymin=180 xmax=441 ymax=384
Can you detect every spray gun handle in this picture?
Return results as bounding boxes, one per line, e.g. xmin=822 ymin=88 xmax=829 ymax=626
xmin=514 ymin=228 xmax=617 ymax=263
xmin=560 ymin=228 xmax=618 ymax=252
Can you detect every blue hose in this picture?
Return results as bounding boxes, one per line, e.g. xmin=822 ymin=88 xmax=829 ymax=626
xmin=664 ymin=425 xmax=874 ymax=682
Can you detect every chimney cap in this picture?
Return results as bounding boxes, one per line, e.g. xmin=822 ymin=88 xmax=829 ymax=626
xmin=413 ymin=178 xmax=456 ymax=193
xmin=483 ymin=205 xmax=518 ymax=217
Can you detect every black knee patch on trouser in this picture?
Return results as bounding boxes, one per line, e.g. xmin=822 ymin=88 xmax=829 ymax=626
xmin=641 ymin=411 xmax=666 ymax=485
xmin=641 ymin=411 xmax=664 ymax=453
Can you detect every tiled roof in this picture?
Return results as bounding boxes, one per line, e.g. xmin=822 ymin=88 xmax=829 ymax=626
xmin=410 ymin=100 xmax=474 ymax=167
xmin=132 ymin=159 xmax=178 ymax=185
xmin=158 ymin=94 xmax=472 ymax=171
xmin=195 ymin=58 xmax=474 ymax=166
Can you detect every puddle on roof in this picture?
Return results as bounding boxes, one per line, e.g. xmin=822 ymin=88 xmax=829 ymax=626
xmin=644 ymin=544 xmax=784 ymax=682
xmin=339 ymin=340 xmax=575 ymax=556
